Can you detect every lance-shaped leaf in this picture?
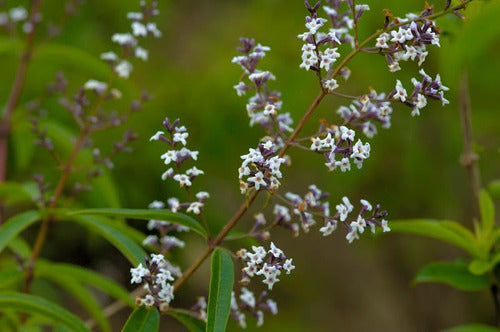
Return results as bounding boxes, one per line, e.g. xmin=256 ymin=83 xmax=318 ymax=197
xmin=413 ymin=261 xmax=489 ymax=291
xmin=168 ymin=309 xmax=205 ymax=332
xmin=389 ymin=219 xmax=478 ymax=256
xmin=0 ymin=292 xmax=89 ymax=332
xmin=67 ymin=215 xmax=146 ymax=265
xmin=206 ymin=249 xmax=234 ymax=332
xmin=0 ymin=211 xmax=41 ymax=253
xmin=70 ymin=208 xmax=206 ymax=237
xmin=36 ymin=272 xmax=110 ymax=332
xmin=122 ymin=306 xmax=160 ymax=332
xmin=36 ymin=261 xmax=134 ymax=307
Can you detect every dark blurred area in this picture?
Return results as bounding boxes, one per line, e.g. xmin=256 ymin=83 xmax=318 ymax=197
xmin=1 ymin=0 xmax=499 ymax=331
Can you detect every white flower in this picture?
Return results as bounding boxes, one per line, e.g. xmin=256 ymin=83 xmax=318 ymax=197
xmin=323 ymin=78 xmax=339 ymax=91
xmin=167 ymin=197 xmax=180 ymax=212
xmin=149 ymin=200 xmax=165 ymax=209
xmin=247 ymin=171 xmax=267 ymax=190
xmin=274 ymin=204 xmax=291 ymax=222
xmin=342 ymin=197 xmax=354 ymax=212
xmin=100 ymin=51 xmax=118 ymax=62
xmin=256 ymin=310 xmax=264 ymax=327
xmin=115 ymin=60 xmax=133 ymax=78
xmin=161 ymin=235 xmax=185 ymax=248
xmin=346 ymin=229 xmax=359 ymax=243
xmin=351 ymin=215 xmax=366 ymax=234
xmin=9 ymin=7 xmax=27 ymax=22
xmin=263 ymin=104 xmax=277 ymax=116
xmin=130 ymin=263 xmax=148 ymax=284
xmin=305 ymin=17 xmax=327 ymax=34
xmin=127 ymin=12 xmax=143 ymax=20
xmin=340 ymin=126 xmax=355 ymax=141
xmin=269 ymin=242 xmax=283 ymax=258
xmin=319 ymin=220 xmax=337 ymax=236
xmin=267 ymin=299 xmax=278 ymax=314
xmin=388 ymin=61 xmax=401 ymax=72
xmin=151 ymin=253 xmax=166 ymax=265
xmin=266 ymin=156 xmax=286 ymax=178
xmin=283 ymin=259 xmax=295 ymax=274
xmin=240 ymin=287 xmax=256 ymax=308
xmin=131 ymin=21 xmax=147 ymax=36
xmin=390 ymin=27 xmax=408 ymax=43
xmin=161 ymin=150 xmax=177 ymax=165
xmin=299 ymin=55 xmax=318 ymax=71
xmin=150 ymin=131 xmax=164 ymax=141
xmin=187 ymin=202 xmax=203 ymax=214
xmin=142 ymin=235 xmax=158 ymax=246
xmin=173 ymin=173 xmax=192 ymax=187
xmin=84 ymin=79 xmax=107 ymax=93
xmin=393 ymin=80 xmax=407 ymax=102
xmin=196 ymin=191 xmax=210 ymax=200
xmin=375 ymin=33 xmax=390 ymax=48
xmin=173 ymin=132 xmax=189 ymax=145
xmin=161 ymin=168 xmax=174 ymax=181
xmin=310 ymin=137 xmax=322 ymax=151
xmin=112 ymin=33 xmax=137 ymax=46
xmin=382 ymin=219 xmax=391 ymax=232
xmin=146 ymin=22 xmax=162 ymax=37
xmin=135 ymin=47 xmax=148 ymax=61
xmin=263 ymin=274 xmax=280 ymax=290
xmin=141 ymin=294 xmax=155 ymax=306
xmin=337 ymin=157 xmax=351 ymax=172
xmin=360 ymin=199 xmax=372 ymax=211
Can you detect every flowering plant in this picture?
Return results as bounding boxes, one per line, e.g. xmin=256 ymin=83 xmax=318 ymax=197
xmin=0 ymin=0 xmax=496 ymax=331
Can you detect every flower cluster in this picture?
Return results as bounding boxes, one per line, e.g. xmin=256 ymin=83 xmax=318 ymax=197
xmin=298 ymin=1 xmax=369 ymax=90
xmin=142 ymin=200 xmax=189 ymax=252
xmin=390 ymin=69 xmax=449 ymax=116
xmin=323 ymin=197 xmax=390 ymax=243
xmin=238 ymin=140 xmax=287 ymax=194
xmin=310 ymin=125 xmax=370 ymax=172
xmin=230 ymin=288 xmax=278 ymax=328
xmin=232 ymin=38 xmax=294 ymax=138
xmin=375 ymin=11 xmax=441 ymax=72
xmin=0 ymin=6 xmax=35 ymax=34
xmin=130 ymin=254 xmax=178 ymax=311
xmin=150 ymin=118 xmax=210 ymax=216
xmin=88 ymin=0 xmax=160 ymax=92
xmin=337 ymin=88 xmax=393 ymax=138
xmin=187 ymin=296 xmax=208 ymax=322
xmin=237 ymin=242 xmax=295 ymax=290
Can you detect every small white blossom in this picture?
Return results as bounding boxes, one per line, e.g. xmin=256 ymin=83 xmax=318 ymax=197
xmin=247 ymin=171 xmax=267 ymax=190
xmin=83 ymin=80 xmax=107 ymax=93
xmin=393 ymin=80 xmax=407 ymax=102
xmin=319 ymin=220 xmax=337 ymax=236
xmin=130 ymin=264 xmax=148 ymax=284
xmin=269 ymin=242 xmax=283 ymax=258
xmin=187 ymin=202 xmax=203 ymax=214
xmin=173 ymin=132 xmax=189 ymax=145
xmin=283 ymin=259 xmax=295 ymax=274
xmin=150 ymin=131 xmax=164 ymax=141
xmin=115 ymin=60 xmax=133 ymax=78
xmin=173 ymin=173 xmax=192 ymax=187
xmin=100 ymin=51 xmax=118 ymax=62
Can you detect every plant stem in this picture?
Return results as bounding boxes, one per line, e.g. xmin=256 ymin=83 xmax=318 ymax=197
xmin=458 ymin=70 xmax=481 ymax=221
xmin=0 ymin=0 xmax=43 ymax=223
xmin=491 ymin=284 xmax=500 ymax=327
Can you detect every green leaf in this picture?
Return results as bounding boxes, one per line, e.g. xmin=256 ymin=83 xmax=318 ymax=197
xmin=413 ymin=261 xmax=490 ymax=291
xmin=0 ymin=211 xmax=41 ymax=253
xmin=36 ymin=272 xmax=110 ymax=332
xmin=67 ymin=215 xmax=146 ymax=265
xmin=70 ymin=208 xmax=207 ymax=237
xmin=443 ymin=323 xmax=500 ymax=332
xmin=390 ymin=219 xmax=478 ymax=256
xmin=168 ymin=309 xmax=205 ymax=332
xmin=0 ymin=269 xmax=23 ymax=288
xmin=36 ymin=261 xmax=134 ymax=307
xmin=206 ymin=249 xmax=234 ymax=332
xmin=489 ymin=180 xmax=500 ymax=200
xmin=480 ymin=190 xmax=495 ymax=234
xmin=469 ymin=251 xmax=500 ymax=275
xmin=122 ymin=306 xmax=160 ymax=332
xmin=0 ymin=182 xmax=33 ymax=206
xmin=0 ymin=292 xmax=89 ymax=332
xmin=7 ymin=237 xmax=32 ymax=258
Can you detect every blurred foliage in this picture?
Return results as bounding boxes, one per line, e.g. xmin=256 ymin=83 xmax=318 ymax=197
xmin=0 ymin=0 xmax=499 ymax=331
